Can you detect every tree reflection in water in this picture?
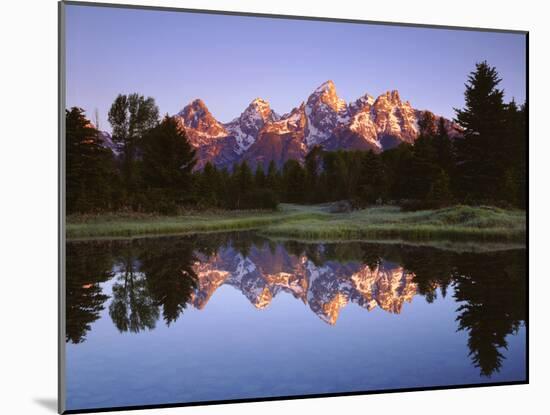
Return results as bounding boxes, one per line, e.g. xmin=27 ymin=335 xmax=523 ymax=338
xmin=66 ymin=234 xmax=526 ymax=377
xmin=140 ymin=238 xmax=198 ymax=325
xmin=66 ymin=242 xmax=113 ymax=344
xmin=109 ymin=249 xmax=159 ymax=333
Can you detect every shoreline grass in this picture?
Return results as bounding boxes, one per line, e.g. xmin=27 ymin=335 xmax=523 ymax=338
xmin=66 ymin=203 xmax=526 ymax=244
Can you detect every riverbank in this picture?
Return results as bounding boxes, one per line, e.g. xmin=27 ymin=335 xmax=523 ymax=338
xmin=66 ymin=203 xmax=526 ymax=243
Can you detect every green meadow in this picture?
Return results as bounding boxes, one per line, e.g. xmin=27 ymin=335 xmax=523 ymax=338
xmin=67 ymin=203 xmax=526 ymax=244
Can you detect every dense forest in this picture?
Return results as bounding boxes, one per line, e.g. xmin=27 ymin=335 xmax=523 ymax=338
xmin=66 ymin=62 xmax=526 ymax=215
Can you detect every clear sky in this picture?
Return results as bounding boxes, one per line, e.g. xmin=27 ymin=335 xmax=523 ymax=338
xmin=65 ymin=4 xmax=526 ymax=133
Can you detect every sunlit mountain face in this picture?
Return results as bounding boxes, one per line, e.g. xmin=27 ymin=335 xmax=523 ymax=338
xmin=97 ymin=81 xmax=461 ymax=170
xmin=66 ymin=232 xmax=526 ymax=382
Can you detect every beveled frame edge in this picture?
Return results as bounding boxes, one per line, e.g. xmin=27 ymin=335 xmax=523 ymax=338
xmin=59 ymin=1 xmax=67 ymax=413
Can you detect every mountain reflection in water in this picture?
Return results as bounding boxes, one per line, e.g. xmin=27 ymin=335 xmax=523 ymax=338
xmin=66 ymin=232 xmax=526 ymax=378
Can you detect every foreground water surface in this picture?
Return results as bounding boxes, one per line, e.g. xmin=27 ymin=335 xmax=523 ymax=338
xmin=65 ymin=232 xmax=526 ymax=411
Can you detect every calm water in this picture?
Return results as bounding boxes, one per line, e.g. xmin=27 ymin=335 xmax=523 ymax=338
xmin=65 ymin=233 xmax=527 ymax=411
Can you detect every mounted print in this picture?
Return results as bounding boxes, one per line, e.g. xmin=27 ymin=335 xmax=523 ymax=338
xmin=59 ymin=1 xmax=528 ymax=413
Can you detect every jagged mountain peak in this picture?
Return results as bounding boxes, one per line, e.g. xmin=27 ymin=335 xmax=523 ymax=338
xmin=164 ymin=84 xmax=457 ymax=171
xmin=190 ymin=98 xmax=207 ymax=108
xmin=262 ymin=103 xmax=306 ymax=135
xmin=178 ymin=98 xmax=215 ymax=126
xmin=349 ymin=92 xmax=375 ymax=114
xmin=304 ymin=81 xmax=349 ymax=147
xmin=224 ymin=97 xmax=280 ymax=154
xmin=308 ymin=80 xmax=347 ymax=112
xmin=375 ymin=90 xmax=404 ymax=106
xmin=175 ymin=98 xmax=228 ymax=149
xmin=313 ymin=79 xmax=336 ymax=93
xmin=241 ymin=97 xmax=278 ymax=122
xmin=249 ymin=97 xmax=270 ymax=108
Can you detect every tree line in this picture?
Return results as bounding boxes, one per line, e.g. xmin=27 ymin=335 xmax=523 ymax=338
xmin=66 ymin=61 xmax=526 ymax=214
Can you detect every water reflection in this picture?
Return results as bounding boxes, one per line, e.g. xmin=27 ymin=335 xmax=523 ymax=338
xmin=109 ymin=252 xmax=159 ymax=333
xmin=66 ymin=243 xmax=112 ymax=343
xmin=66 ymin=233 xmax=526 ymax=377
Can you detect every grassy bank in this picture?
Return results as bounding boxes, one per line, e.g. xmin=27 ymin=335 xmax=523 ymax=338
xmin=66 ymin=209 xmax=291 ymax=239
xmin=66 ymin=204 xmax=526 ymax=242
xmin=66 ymin=203 xmax=526 ymax=242
xmin=262 ymin=204 xmax=526 ymax=242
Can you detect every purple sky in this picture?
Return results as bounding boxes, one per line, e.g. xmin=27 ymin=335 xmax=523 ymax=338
xmin=65 ymin=4 xmax=526 ymax=133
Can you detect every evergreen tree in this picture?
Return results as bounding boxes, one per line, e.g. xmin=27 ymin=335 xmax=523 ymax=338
xmin=499 ymin=100 xmax=527 ymax=207
xmin=141 ymin=115 xmax=196 ymax=212
xmin=381 ymin=144 xmax=413 ymax=201
xmin=282 ymin=159 xmax=306 ymax=203
xmin=66 ymin=107 xmax=117 ymax=213
xmin=356 ymin=150 xmax=387 ymax=205
xmin=418 ymin=110 xmax=438 ymax=138
xmin=434 ymin=117 xmax=454 ymax=174
xmin=198 ymin=162 xmax=220 ymax=207
xmin=454 ymin=61 xmax=507 ymax=202
xmin=321 ymin=151 xmax=350 ymax=201
xmin=305 ymin=145 xmax=323 ymax=202
xmin=254 ymin=163 xmax=266 ymax=189
xmin=428 ymin=169 xmax=453 ymax=207
xmin=265 ymin=160 xmax=281 ymax=196
xmin=217 ymin=167 xmax=232 ymax=208
xmin=409 ymin=133 xmax=439 ymax=201
xmin=233 ymin=161 xmax=254 ymax=209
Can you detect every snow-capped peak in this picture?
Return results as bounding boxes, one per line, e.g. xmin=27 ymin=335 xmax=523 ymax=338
xmin=169 ymin=84 xmax=458 ymax=171
xmin=224 ymin=97 xmax=280 ymax=154
xmin=308 ymin=80 xmax=347 ymax=112
xmin=304 ymin=80 xmax=349 ymax=147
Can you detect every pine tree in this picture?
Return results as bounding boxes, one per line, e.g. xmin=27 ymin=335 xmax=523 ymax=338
xmin=282 ymin=159 xmax=306 ymax=203
xmin=305 ymin=145 xmax=323 ymax=202
xmin=141 ymin=115 xmax=196 ymax=212
xmin=418 ymin=111 xmax=438 ymax=139
xmin=356 ymin=150 xmax=387 ymax=205
xmin=434 ymin=117 xmax=454 ymax=171
xmin=499 ymin=100 xmax=527 ymax=207
xmin=410 ymin=132 xmax=439 ymax=201
xmin=265 ymin=160 xmax=281 ymax=196
xmin=428 ymin=170 xmax=453 ymax=207
xmin=66 ymin=107 xmax=117 ymax=213
xmin=254 ymin=163 xmax=266 ymax=189
xmin=233 ymin=161 xmax=254 ymax=209
xmin=454 ymin=61 xmax=507 ymax=202
xmin=251 ymin=163 xmax=279 ymax=210
xmin=198 ymin=162 xmax=220 ymax=207
xmin=321 ymin=151 xmax=349 ymax=201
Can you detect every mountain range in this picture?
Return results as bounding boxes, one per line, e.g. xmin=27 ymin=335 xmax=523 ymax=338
xmin=100 ymin=80 xmax=458 ymax=170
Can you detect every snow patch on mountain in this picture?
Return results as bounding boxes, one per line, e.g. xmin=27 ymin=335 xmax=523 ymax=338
xmin=224 ymin=98 xmax=280 ymax=154
xmin=170 ymin=81 xmax=458 ymax=169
